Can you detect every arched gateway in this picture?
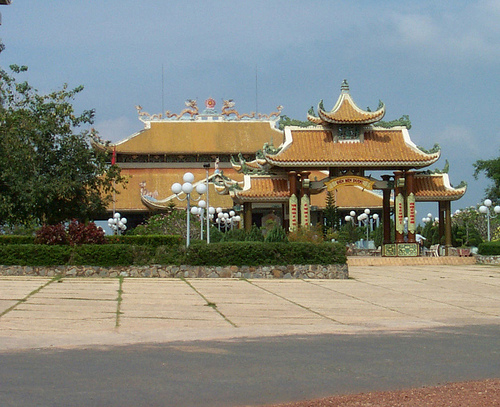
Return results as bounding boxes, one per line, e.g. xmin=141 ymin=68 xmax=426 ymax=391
xmin=98 ymin=81 xmax=466 ymax=257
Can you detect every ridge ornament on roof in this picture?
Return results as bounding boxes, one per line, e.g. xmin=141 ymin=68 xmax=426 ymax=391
xmin=135 ymin=99 xmax=283 ymax=123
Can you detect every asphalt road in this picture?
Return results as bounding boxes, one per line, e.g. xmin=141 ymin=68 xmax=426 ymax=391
xmin=1 ymin=324 xmax=499 ymax=407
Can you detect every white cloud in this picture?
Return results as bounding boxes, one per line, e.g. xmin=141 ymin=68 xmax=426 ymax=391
xmin=388 ymin=4 xmax=500 ymax=63
xmin=438 ymin=125 xmax=482 ymax=157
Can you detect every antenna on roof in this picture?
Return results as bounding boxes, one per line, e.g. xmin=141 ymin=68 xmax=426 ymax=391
xmin=161 ymin=64 xmax=164 ymax=115
xmin=255 ymin=64 xmax=259 ymax=114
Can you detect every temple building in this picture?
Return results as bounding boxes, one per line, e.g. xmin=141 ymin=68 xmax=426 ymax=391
xmin=98 ymin=80 xmax=466 ymax=256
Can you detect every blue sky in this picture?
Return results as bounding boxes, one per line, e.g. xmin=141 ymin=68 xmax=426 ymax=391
xmin=1 ymin=0 xmax=500 ymax=217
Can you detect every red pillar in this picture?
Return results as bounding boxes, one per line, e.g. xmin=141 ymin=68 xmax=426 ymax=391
xmin=381 ymin=175 xmax=392 ymax=245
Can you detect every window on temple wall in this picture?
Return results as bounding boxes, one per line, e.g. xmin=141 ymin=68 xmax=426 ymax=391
xmin=338 ymin=125 xmax=359 ymax=140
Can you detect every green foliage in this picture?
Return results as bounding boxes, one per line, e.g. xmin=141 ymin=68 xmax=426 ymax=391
xmin=185 ymin=242 xmax=346 ymax=266
xmin=474 ymin=152 xmax=500 ymax=201
xmin=0 ymin=241 xmax=347 ymax=267
xmin=339 ymin=222 xmax=364 ymax=244
xmin=323 ymin=191 xmax=340 ymax=233
xmin=245 ymin=224 xmax=264 ymax=241
xmin=71 ymin=244 xmax=153 ymax=266
xmin=220 ymin=228 xmax=248 ymax=242
xmin=106 ymin=234 xmax=182 ymax=247
xmin=452 ymin=207 xmax=485 ymax=246
xmin=0 ymin=65 xmax=125 ymax=227
xmin=288 ymin=225 xmax=324 ymax=243
xmin=0 ymin=220 xmax=39 ymax=236
xmin=130 ymin=211 xmax=201 ymax=240
xmin=478 ymin=241 xmax=500 ymax=255
xmin=0 ymin=244 xmax=72 ymax=266
xmin=0 ymin=235 xmax=35 ymax=244
xmin=264 ymin=224 xmax=288 ymax=242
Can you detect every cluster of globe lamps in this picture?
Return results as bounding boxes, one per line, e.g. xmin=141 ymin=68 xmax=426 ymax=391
xmin=108 ymin=212 xmax=127 ymax=235
xmin=216 ymin=209 xmax=241 ymax=231
xmin=479 ymin=199 xmax=500 ymax=241
xmin=172 ymin=172 xmax=241 ymax=247
xmin=171 ymin=172 xmax=207 ymax=247
xmin=344 ymin=209 xmax=379 ymax=241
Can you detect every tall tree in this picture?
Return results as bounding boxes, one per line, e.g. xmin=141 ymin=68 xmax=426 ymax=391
xmin=474 ymin=152 xmax=500 ymax=201
xmin=0 ymin=65 xmax=124 ymax=227
xmin=323 ymin=190 xmax=340 ymax=232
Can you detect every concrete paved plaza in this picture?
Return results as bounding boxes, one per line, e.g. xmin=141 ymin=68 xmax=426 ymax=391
xmin=0 ymin=264 xmax=499 ymax=351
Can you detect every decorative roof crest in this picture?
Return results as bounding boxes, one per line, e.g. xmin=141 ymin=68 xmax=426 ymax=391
xmin=135 ymin=99 xmax=283 ymax=123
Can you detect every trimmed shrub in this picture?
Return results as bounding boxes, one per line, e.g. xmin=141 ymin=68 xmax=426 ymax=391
xmin=185 ymin=241 xmax=346 ymax=266
xmin=0 ymin=235 xmax=35 ymax=245
xmin=0 ymin=241 xmax=346 ymax=267
xmin=478 ymin=241 xmax=500 ymax=256
xmin=106 ymin=234 xmax=183 ymax=247
xmin=0 ymin=244 xmax=71 ymax=266
xmin=71 ymin=244 xmax=154 ymax=267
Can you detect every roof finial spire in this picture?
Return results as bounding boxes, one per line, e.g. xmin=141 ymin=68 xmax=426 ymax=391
xmin=341 ymin=79 xmax=349 ymax=93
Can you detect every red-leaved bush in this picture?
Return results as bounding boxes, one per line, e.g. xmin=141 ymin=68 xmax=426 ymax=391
xmin=35 ymin=224 xmax=69 ymax=245
xmin=35 ymin=221 xmax=106 ymax=245
xmin=68 ymin=220 xmax=106 ymax=245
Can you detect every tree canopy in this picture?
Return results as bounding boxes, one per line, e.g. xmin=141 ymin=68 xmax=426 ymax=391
xmin=474 ymin=153 xmax=500 ymax=201
xmin=0 ymin=65 xmax=125 ymax=228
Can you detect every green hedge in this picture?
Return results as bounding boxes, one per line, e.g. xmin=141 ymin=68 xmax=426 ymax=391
xmin=0 ymin=234 xmax=182 ymax=247
xmin=185 ymin=241 xmax=346 ymax=266
xmin=0 ymin=244 xmax=72 ymax=266
xmin=0 ymin=241 xmax=346 ymax=267
xmin=478 ymin=241 xmax=500 ymax=256
xmin=0 ymin=235 xmax=35 ymax=245
xmin=105 ymin=235 xmax=183 ymax=247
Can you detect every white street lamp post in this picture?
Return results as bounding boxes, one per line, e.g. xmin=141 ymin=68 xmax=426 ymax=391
xmin=203 ymin=163 xmax=211 ymax=244
xmin=171 ymin=172 xmax=206 ymax=248
xmin=357 ymin=209 xmax=379 ymax=241
xmin=108 ymin=212 xmax=127 ymax=235
xmin=479 ymin=199 xmax=500 ymax=241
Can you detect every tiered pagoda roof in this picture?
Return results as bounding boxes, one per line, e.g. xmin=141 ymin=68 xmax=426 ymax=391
xmin=264 ymin=128 xmax=440 ymax=170
xmin=235 ymin=176 xmax=290 ymax=203
xmin=414 ymin=173 xmax=466 ymax=201
xmin=307 ymin=80 xmax=386 ymax=125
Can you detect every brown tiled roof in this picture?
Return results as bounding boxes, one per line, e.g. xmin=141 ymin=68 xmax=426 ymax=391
xmin=110 ymin=121 xmax=283 ymax=155
xmin=235 ymin=177 xmax=290 ymax=202
xmin=415 ymin=174 xmax=466 ymax=201
xmin=318 ymin=93 xmax=385 ymax=124
xmin=266 ymin=128 xmax=439 ymax=169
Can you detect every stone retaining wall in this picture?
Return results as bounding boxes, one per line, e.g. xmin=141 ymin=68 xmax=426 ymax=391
xmin=475 ymin=255 xmax=500 ymax=265
xmin=0 ymin=264 xmax=349 ymax=279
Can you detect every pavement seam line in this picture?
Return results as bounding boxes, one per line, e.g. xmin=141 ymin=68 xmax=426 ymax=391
xmin=357 ymin=269 xmax=500 ymax=300
xmin=181 ymin=278 xmax=238 ymax=327
xmin=115 ymin=276 xmax=124 ymax=328
xmin=244 ymin=279 xmax=346 ymax=325
xmin=355 ymin=278 xmax=500 ymax=318
xmin=0 ymin=276 xmax=61 ymax=319
xmin=304 ymin=280 xmax=422 ymax=320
